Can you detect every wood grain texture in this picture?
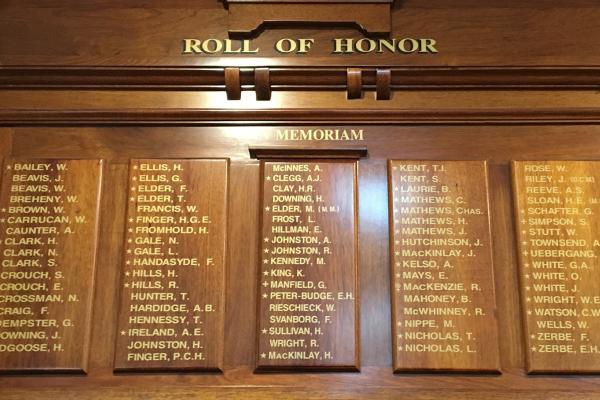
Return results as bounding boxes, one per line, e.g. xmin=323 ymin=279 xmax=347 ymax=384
xmin=3 ymin=67 xmax=600 ymax=91
xmin=225 ymin=68 xmax=242 ymax=101
xmin=257 ymin=160 xmax=359 ymax=371
xmin=249 ymin=146 xmax=368 ymax=159
xmin=226 ymin=0 xmax=391 ymax=3
xmin=3 ymin=385 xmax=597 ymax=400
xmin=389 ymin=160 xmax=500 ymax=372
xmin=375 ymin=69 xmax=391 ymax=101
xmin=0 ymin=129 xmax=13 ymax=161
xmin=513 ymin=161 xmax=600 ymax=373
xmin=1 ymin=0 xmax=600 ymax=393
xmin=114 ymin=159 xmax=228 ymax=372
xmin=227 ymin=3 xmax=390 ymax=37
xmin=6 ymin=108 xmax=600 ymax=125
xmin=1 ymin=90 xmax=600 ymax=126
xmin=0 ymin=126 xmax=600 ymax=397
xmin=3 ymin=1 xmax=600 ymax=67
xmin=347 ymin=68 xmax=362 ymax=100
xmin=0 ymin=158 xmax=103 ymax=373
xmin=254 ymin=68 xmax=271 ymax=101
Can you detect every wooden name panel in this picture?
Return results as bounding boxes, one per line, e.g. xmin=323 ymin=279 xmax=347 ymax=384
xmin=0 ymin=159 xmax=103 ymax=373
xmin=513 ymin=161 xmax=600 ymax=373
xmin=257 ymin=160 xmax=359 ymax=371
xmin=389 ymin=160 xmax=500 ymax=373
xmin=114 ymin=159 xmax=228 ymax=372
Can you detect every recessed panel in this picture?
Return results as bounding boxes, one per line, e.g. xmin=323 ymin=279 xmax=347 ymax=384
xmin=114 ymin=159 xmax=228 ymax=372
xmin=513 ymin=161 xmax=600 ymax=373
xmin=0 ymin=159 xmax=103 ymax=373
xmin=257 ymin=160 xmax=359 ymax=371
xmin=389 ymin=160 xmax=500 ymax=373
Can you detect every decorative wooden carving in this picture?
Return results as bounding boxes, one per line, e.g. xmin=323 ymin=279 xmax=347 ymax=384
xmin=225 ymin=68 xmax=242 ymax=100
xmin=347 ymin=68 xmax=363 ymax=100
xmin=225 ymin=0 xmax=392 ymax=37
xmin=376 ymin=69 xmax=392 ymax=100
xmin=255 ymin=68 xmax=271 ymax=101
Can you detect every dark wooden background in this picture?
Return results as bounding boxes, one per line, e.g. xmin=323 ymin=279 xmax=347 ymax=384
xmin=1 ymin=0 xmax=600 ymax=398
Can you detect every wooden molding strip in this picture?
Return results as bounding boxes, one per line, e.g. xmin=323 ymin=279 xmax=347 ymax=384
xmin=1 ymin=67 xmax=600 ymax=91
xmin=1 ymin=108 xmax=600 ymax=125
xmin=249 ymin=146 xmax=368 ymax=159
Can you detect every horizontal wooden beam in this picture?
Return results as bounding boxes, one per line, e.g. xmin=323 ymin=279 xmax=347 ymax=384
xmin=249 ymin=146 xmax=368 ymax=159
xmin=2 ymin=108 xmax=600 ymax=125
xmin=1 ymin=67 xmax=600 ymax=91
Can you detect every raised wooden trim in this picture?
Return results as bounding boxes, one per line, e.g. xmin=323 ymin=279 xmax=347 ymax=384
xmin=254 ymin=68 xmax=271 ymax=100
xmin=227 ymin=3 xmax=391 ymax=37
xmin=226 ymin=0 xmax=391 ymax=3
xmin=2 ymin=108 xmax=600 ymax=125
xmin=347 ymin=68 xmax=363 ymax=100
xmin=375 ymin=69 xmax=391 ymax=100
xmin=2 ymin=67 xmax=600 ymax=91
xmin=249 ymin=146 xmax=368 ymax=159
xmin=225 ymin=67 xmax=242 ymax=100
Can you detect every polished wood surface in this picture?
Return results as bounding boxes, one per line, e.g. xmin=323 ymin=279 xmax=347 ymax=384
xmin=114 ymin=159 xmax=228 ymax=372
xmin=2 ymin=0 xmax=600 ymax=67
xmin=1 ymin=0 xmax=600 ymax=397
xmin=0 ymin=158 xmax=103 ymax=373
xmin=0 ymin=126 xmax=597 ymax=399
xmin=389 ymin=160 xmax=500 ymax=372
xmin=1 ymin=90 xmax=600 ymax=125
xmin=227 ymin=3 xmax=391 ymax=37
xmin=513 ymin=161 xmax=600 ymax=373
xmin=257 ymin=160 xmax=359 ymax=371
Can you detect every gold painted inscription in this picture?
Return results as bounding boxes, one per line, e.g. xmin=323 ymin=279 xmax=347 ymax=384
xmin=257 ymin=161 xmax=359 ymax=371
xmin=0 ymin=159 xmax=102 ymax=372
xmin=389 ymin=160 xmax=500 ymax=372
xmin=114 ymin=159 xmax=228 ymax=372
xmin=513 ymin=161 xmax=600 ymax=373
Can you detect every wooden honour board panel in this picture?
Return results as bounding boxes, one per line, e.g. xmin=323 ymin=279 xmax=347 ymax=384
xmin=256 ymin=160 xmax=359 ymax=371
xmin=0 ymin=158 xmax=103 ymax=373
xmin=4 ymin=126 xmax=600 ymax=400
xmin=389 ymin=160 xmax=500 ymax=372
xmin=114 ymin=159 xmax=228 ymax=372
xmin=513 ymin=161 xmax=600 ymax=373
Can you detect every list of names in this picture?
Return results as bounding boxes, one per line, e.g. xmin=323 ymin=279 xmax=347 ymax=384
xmin=257 ymin=161 xmax=358 ymax=370
xmin=513 ymin=161 xmax=600 ymax=373
xmin=390 ymin=160 xmax=500 ymax=372
xmin=114 ymin=159 xmax=227 ymax=371
xmin=0 ymin=159 xmax=102 ymax=372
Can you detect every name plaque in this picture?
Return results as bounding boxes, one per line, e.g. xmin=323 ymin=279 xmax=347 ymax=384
xmin=114 ymin=159 xmax=228 ymax=372
xmin=257 ymin=160 xmax=359 ymax=371
xmin=0 ymin=159 xmax=103 ymax=373
xmin=513 ymin=161 xmax=600 ymax=373
xmin=389 ymin=160 xmax=500 ymax=372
